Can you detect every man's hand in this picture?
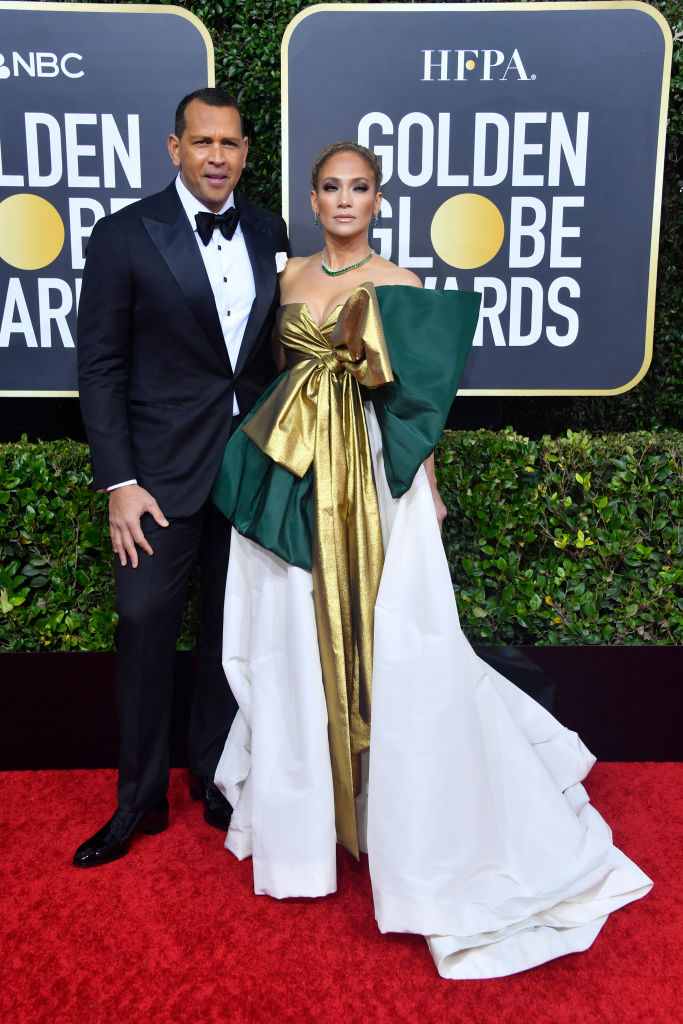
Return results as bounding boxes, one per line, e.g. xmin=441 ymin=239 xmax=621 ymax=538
xmin=108 ymin=484 xmax=169 ymax=568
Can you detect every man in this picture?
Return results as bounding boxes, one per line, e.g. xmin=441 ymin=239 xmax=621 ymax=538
xmin=74 ymin=88 xmax=288 ymax=867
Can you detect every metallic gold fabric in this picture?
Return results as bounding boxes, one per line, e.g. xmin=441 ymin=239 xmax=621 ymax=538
xmin=243 ymin=283 xmax=393 ymax=857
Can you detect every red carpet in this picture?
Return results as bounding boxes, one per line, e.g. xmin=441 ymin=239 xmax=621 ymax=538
xmin=0 ymin=764 xmax=680 ymax=1024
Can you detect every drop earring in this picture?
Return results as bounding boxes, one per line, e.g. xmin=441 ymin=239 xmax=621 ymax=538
xmin=314 ymin=214 xmax=319 ymax=227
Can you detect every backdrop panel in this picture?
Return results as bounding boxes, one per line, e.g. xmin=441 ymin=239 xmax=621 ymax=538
xmin=283 ymin=2 xmax=671 ymax=395
xmin=0 ymin=2 xmax=213 ymax=396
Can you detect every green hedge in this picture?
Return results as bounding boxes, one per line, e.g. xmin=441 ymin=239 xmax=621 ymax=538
xmin=0 ymin=442 xmax=114 ymax=652
xmin=437 ymin=429 xmax=682 ymax=645
xmin=1 ymin=432 xmax=680 ymax=651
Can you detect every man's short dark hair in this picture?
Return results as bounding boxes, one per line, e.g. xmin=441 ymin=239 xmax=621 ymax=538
xmin=174 ymin=88 xmax=244 ymax=138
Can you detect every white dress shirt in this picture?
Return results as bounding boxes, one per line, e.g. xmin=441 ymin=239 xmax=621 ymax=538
xmin=175 ymin=174 xmax=256 ymax=413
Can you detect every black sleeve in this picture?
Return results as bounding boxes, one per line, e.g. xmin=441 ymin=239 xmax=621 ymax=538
xmin=77 ymin=215 xmax=137 ymax=490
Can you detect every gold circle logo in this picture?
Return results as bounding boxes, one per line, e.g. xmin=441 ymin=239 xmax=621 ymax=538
xmin=430 ymin=193 xmax=505 ymax=270
xmin=0 ymin=194 xmax=65 ymax=270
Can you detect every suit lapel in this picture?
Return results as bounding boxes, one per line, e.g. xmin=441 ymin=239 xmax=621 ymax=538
xmin=235 ymin=198 xmax=277 ymax=376
xmin=141 ymin=186 xmax=232 ymax=372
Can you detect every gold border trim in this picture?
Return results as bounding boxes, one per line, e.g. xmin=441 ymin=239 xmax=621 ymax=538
xmin=0 ymin=390 xmax=78 ymax=398
xmin=281 ymin=2 xmax=673 ymax=396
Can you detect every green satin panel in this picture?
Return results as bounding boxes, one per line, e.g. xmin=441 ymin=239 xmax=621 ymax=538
xmin=371 ymin=285 xmax=482 ymax=497
xmin=212 ymin=371 xmax=314 ymax=571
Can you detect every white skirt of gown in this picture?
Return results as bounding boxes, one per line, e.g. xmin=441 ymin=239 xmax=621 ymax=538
xmin=215 ymin=404 xmax=652 ymax=979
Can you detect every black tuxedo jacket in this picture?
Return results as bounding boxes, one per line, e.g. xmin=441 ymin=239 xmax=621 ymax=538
xmin=77 ymin=182 xmax=288 ymax=518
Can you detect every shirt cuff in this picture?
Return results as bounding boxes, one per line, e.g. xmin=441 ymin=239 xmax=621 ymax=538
xmin=107 ymin=479 xmax=137 ymax=491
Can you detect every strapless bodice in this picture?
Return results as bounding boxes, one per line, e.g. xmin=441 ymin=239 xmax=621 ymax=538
xmin=273 ymin=288 xmax=393 ymax=387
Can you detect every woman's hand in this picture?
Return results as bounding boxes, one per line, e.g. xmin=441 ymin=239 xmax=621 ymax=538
xmin=430 ymin=483 xmax=448 ymax=532
xmin=423 ymin=453 xmax=447 ymax=532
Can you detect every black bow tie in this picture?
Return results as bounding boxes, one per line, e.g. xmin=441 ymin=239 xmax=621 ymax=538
xmin=195 ymin=208 xmax=240 ymax=245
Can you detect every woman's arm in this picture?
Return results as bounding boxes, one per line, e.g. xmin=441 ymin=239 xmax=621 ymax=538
xmin=422 ymin=452 xmax=447 ymax=531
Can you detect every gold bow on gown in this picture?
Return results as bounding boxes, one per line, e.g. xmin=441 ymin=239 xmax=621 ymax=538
xmin=243 ymin=284 xmax=393 ymax=857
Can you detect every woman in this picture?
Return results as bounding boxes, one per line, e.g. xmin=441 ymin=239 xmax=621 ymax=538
xmin=213 ymin=143 xmax=651 ymax=979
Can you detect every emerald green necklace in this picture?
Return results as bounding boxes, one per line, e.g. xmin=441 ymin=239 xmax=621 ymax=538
xmin=321 ymin=247 xmax=374 ymax=276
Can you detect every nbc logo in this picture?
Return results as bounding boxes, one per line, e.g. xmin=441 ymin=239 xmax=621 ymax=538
xmin=0 ymin=52 xmax=84 ymax=79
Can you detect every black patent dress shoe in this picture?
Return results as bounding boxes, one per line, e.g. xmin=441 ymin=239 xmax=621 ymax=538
xmin=72 ymin=799 xmax=169 ymax=868
xmin=189 ymin=772 xmax=232 ymax=830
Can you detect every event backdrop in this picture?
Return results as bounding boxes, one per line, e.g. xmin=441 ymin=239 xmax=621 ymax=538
xmin=283 ymin=2 xmax=672 ymax=394
xmin=0 ymin=1 xmax=212 ymax=397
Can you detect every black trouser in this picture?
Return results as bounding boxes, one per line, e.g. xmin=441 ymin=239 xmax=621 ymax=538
xmin=113 ymin=498 xmax=237 ymax=813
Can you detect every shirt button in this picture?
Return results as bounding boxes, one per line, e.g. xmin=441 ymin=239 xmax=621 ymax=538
xmin=227 ymin=310 xmax=231 ymax=316
xmin=217 ymin=244 xmax=222 ymax=251
xmin=223 ymin=277 xmax=227 ymax=283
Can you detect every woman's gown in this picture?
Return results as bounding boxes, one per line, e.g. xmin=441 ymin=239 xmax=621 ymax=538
xmin=213 ymin=285 xmax=652 ymax=980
